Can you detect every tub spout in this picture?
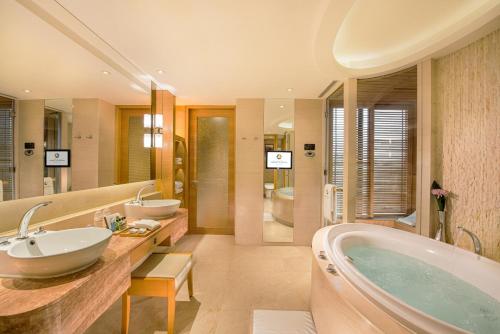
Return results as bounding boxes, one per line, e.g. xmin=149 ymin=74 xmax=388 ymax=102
xmin=455 ymin=226 xmax=482 ymax=255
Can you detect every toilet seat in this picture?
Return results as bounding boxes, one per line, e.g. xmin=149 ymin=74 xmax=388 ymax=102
xmin=264 ymin=183 xmax=275 ymax=190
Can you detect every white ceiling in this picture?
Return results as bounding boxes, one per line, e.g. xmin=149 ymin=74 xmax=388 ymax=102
xmin=0 ymin=0 xmax=149 ymax=104
xmin=0 ymin=0 xmax=499 ymax=105
xmin=334 ymin=0 xmax=499 ymax=70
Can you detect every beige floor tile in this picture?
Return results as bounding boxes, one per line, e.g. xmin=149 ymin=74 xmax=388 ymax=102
xmin=215 ymin=310 xmax=252 ymax=334
xmin=86 ymin=235 xmax=311 ymax=334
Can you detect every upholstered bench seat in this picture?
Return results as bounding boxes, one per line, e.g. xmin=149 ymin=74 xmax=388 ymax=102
xmin=122 ymin=253 xmax=193 ymax=334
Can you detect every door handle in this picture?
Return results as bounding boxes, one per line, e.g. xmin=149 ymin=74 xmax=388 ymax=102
xmin=191 ymin=180 xmax=198 ymax=185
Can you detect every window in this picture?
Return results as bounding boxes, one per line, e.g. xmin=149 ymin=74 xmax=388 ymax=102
xmin=327 ymin=66 xmax=417 ymax=219
xmin=356 ymin=107 xmax=412 ymax=217
xmin=0 ymin=96 xmax=15 ymax=201
xmin=326 ymin=86 xmax=344 ymax=215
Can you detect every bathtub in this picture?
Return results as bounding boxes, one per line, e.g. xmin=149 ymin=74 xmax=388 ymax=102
xmin=311 ymin=224 xmax=500 ymax=334
xmin=272 ymin=187 xmax=293 ymax=226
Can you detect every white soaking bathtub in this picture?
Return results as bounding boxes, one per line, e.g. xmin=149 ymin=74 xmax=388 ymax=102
xmin=311 ymin=224 xmax=500 ymax=334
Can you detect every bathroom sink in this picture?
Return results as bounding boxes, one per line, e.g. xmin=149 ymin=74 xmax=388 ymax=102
xmin=7 ymin=227 xmax=112 ymax=278
xmin=124 ymin=199 xmax=181 ymax=219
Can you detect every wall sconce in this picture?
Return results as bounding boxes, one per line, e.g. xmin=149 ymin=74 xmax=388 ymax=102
xmin=144 ymin=114 xmax=152 ymax=128
xmin=144 ymin=114 xmax=163 ymax=129
xmin=144 ymin=113 xmax=164 ymax=148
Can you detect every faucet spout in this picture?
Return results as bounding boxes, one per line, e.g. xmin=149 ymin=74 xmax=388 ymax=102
xmin=17 ymin=201 xmax=52 ymax=239
xmin=135 ymin=184 xmax=155 ymax=204
xmin=455 ymin=226 xmax=482 ymax=255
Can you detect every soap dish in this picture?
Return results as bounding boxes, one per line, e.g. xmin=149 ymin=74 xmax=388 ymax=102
xmin=118 ymin=228 xmax=155 ymax=238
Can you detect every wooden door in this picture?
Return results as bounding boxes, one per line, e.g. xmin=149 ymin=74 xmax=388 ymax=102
xmin=188 ymin=108 xmax=235 ymax=234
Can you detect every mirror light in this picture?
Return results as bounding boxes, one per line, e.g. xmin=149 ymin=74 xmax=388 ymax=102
xmin=144 ymin=114 xmax=152 ymax=128
xmin=155 ymin=114 xmax=163 ymax=128
xmin=143 ymin=133 xmax=152 ymax=148
xmin=154 ymin=133 xmax=163 ymax=148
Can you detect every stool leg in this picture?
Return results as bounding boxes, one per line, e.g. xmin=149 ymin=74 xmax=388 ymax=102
xmin=121 ymin=292 xmax=131 ymax=334
xmin=187 ymin=269 xmax=194 ymax=298
xmin=167 ymin=284 xmax=176 ymax=334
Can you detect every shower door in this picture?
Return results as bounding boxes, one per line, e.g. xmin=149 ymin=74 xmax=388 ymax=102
xmin=189 ymin=108 xmax=235 ymax=234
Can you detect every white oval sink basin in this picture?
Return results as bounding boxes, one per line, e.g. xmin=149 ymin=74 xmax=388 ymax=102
xmin=124 ymin=199 xmax=181 ymax=219
xmin=7 ymin=227 xmax=112 ymax=278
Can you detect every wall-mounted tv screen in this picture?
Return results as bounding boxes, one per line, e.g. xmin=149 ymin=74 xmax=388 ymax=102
xmin=266 ymin=151 xmax=292 ymax=169
xmin=45 ymin=150 xmax=71 ymax=167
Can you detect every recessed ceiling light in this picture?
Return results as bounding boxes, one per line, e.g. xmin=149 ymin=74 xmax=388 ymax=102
xmin=102 ymin=70 xmax=110 ymax=75
xmin=24 ymin=89 xmax=31 ymax=93
xmin=156 ymin=69 xmax=164 ymax=74
xmin=279 ymin=105 xmax=285 ymax=109
xmin=287 ymin=88 xmax=293 ymax=92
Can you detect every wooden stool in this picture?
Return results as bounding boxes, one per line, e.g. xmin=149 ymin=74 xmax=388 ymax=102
xmin=122 ymin=253 xmax=193 ymax=334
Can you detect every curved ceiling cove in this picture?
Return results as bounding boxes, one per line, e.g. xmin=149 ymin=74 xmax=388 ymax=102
xmin=333 ymin=0 xmax=500 ymax=71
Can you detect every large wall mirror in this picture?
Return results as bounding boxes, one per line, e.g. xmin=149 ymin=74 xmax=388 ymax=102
xmin=0 ymin=96 xmax=156 ymax=202
xmin=263 ymin=99 xmax=294 ymax=243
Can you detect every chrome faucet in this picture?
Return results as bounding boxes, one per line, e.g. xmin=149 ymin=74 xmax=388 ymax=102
xmin=455 ymin=226 xmax=482 ymax=255
xmin=134 ymin=184 xmax=155 ymax=205
xmin=17 ymin=202 xmax=51 ymax=239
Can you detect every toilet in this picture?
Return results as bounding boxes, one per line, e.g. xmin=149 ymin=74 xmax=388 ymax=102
xmin=264 ymin=183 xmax=274 ymax=198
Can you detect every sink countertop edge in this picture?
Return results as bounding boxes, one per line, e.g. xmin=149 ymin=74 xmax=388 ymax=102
xmin=0 ymin=209 xmax=188 ymax=332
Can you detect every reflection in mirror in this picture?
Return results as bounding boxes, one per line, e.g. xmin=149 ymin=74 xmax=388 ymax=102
xmin=0 ymin=95 xmax=155 ymax=202
xmin=117 ymin=106 xmax=155 ymax=184
xmin=263 ymin=99 xmax=294 ymax=243
xmin=0 ymin=96 xmax=16 ymax=202
xmin=44 ymin=99 xmax=73 ymax=195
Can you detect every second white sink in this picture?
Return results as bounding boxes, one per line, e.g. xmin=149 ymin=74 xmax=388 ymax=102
xmin=124 ymin=199 xmax=181 ymax=219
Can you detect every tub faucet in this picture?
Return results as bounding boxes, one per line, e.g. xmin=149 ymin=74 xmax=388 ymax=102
xmin=455 ymin=226 xmax=482 ymax=255
xmin=17 ymin=201 xmax=51 ymax=239
xmin=134 ymin=184 xmax=155 ymax=205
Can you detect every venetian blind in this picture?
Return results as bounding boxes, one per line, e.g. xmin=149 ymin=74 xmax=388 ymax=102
xmin=0 ymin=97 xmax=15 ymax=201
xmin=373 ymin=108 xmax=409 ymax=215
xmin=356 ymin=107 xmax=410 ymax=217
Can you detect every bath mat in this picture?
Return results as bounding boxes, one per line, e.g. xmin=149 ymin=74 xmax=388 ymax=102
xmin=252 ymin=310 xmax=317 ymax=334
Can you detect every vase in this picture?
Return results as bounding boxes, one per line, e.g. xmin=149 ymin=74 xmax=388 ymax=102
xmin=435 ymin=210 xmax=446 ymax=242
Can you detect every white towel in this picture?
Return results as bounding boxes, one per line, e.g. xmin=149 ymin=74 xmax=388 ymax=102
xmin=43 ymin=177 xmax=54 ymax=195
xmin=323 ymin=184 xmax=338 ymax=226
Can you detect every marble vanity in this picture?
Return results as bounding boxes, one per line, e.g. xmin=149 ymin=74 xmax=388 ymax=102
xmin=0 ymin=209 xmax=188 ymax=334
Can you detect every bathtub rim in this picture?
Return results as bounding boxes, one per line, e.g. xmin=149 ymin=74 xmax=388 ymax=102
xmin=322 ymin=224 xmax=500 ymax=334
xmin=331 ymin=230 xmax=468 ymax=334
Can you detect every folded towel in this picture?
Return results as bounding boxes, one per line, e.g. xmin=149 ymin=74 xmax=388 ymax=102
xmin=397 ymin=211 xmax=416 ymax=227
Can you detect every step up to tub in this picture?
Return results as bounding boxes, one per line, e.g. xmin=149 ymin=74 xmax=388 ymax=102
xmin=252 ymin=310 xmax=317 ymax=334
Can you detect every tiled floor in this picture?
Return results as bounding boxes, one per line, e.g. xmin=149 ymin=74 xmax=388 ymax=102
xmin=263 ymin=198 xmax=293 ymax=242
xmin=86 ymin=235 xmax=312 ymax=334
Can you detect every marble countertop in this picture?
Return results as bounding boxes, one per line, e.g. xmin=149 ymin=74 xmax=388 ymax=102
xmin=0 ymin=209 xmax=187 ymax=321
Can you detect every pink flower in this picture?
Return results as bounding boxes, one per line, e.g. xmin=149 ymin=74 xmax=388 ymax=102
xmin=431 ymin=189 xmax=449 ymax=198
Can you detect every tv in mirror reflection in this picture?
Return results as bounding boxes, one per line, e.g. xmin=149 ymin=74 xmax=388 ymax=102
xmin=266 ymin=151 xmax=292 ymax=169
